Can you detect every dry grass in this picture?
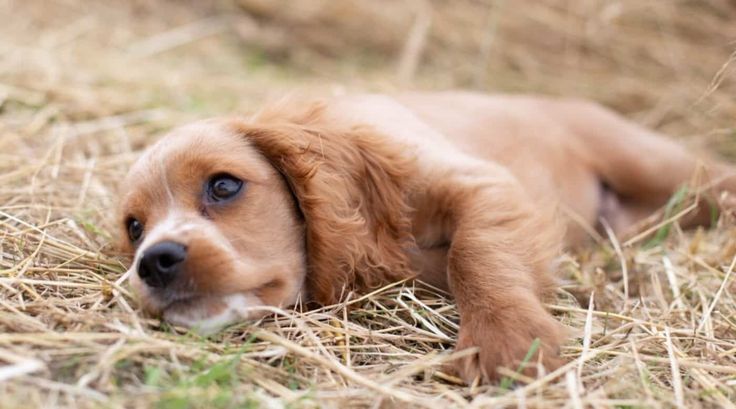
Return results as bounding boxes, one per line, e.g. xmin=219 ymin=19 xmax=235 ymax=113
xmin=1 ymin=0 xmax=735 ymax=407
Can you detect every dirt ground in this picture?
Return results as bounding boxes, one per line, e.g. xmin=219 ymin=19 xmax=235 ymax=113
xmin=0 ymin=0 xmax=735 ymax=407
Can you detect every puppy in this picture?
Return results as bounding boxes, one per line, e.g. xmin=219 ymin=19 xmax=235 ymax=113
xmin=118 ymin=92 xmax=736 ymax=383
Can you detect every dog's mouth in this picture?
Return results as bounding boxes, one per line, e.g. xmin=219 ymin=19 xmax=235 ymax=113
xmin=127 ymin=260 xmax=298 ymax=335
xmin=137 ymin=286 xmax=266 ymax=335
xmin=164 ymin=292 xmax=266 ymax=334
xmin=133 ymin=282 xmax=196 ymax=315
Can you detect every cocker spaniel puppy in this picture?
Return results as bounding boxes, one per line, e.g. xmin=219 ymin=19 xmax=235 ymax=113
xmin=118 ymin=92 xmax=736 ymax=383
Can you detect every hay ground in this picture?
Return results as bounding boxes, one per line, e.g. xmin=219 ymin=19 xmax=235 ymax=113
xmin=1 ymin=0 xmax=735 ymax=407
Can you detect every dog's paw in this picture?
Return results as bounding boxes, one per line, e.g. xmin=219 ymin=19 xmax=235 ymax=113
xmin=451 ymin=307 xmax=565 ymax=384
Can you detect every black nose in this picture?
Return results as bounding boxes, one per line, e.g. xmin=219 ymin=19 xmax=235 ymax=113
xmin=137 ymin=241 xmax=187 ymax=288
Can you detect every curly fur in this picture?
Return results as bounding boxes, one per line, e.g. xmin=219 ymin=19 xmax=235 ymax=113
xmin=229 ymin=103 xmax=418 ymax=304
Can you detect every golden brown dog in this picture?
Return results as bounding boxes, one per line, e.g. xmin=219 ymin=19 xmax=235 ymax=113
xmin=118 ymin=91 xmax=736 ymax=383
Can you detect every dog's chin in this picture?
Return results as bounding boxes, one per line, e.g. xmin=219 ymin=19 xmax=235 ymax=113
xmin=161 ymin=292 xmax=266 ymax=335
xmin=135 ymin=284 xmax=266 ymax=335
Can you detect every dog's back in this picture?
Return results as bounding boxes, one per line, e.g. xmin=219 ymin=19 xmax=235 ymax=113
xmin=396 ymin=91 xmax=736 ymax=243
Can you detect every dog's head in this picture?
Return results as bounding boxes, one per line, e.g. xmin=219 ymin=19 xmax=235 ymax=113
xmin=118 ymin=118 xmax=307 ymax=333
xmin=118 ymin=103 xmax=416 ymax=333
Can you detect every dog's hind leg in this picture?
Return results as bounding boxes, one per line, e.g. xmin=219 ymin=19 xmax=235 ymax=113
xmin=554 ymin=99 xmax=736 ymax=234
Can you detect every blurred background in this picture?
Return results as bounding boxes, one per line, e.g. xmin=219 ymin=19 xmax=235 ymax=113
xmin=2 ymin=0 xmax=735 ymax=143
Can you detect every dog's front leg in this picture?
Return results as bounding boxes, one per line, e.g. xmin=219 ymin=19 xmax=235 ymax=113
xmin=423 ymin=168 xmax=567 ymax=383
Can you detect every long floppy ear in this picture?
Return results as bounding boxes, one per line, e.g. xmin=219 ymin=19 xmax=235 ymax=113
xmin=229 ymin=102 xmax=417 ymax=305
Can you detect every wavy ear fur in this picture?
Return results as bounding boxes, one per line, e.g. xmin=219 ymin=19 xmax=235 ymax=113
xmin=229 ymin=102 xmax=417 ymax=305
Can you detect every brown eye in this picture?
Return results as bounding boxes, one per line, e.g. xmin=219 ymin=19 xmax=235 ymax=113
xmin=127 ymin=218 xmax=143 ymax=242
xmin=207 ymin=174 xmax=244 ymax=203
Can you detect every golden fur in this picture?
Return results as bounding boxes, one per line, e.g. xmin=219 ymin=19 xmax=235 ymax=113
xmin=118 ymin=91 xmax=736 ymax=383
xmin=231 ymin=105 xmax=416 ymax=305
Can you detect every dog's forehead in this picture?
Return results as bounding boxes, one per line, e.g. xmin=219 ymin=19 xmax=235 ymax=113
xmin=128 ymin=120 xmax=269 ymax=179
xmin=131 ymin=121 xmax=235 ymax=174
xmin=120 ymin=120 xmax=272 ymax=214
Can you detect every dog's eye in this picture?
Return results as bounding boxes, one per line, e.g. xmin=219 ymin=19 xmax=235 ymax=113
xmin=127 ymin=218 xmax=143 ymax=243
xmin=207 ymin=174 xmax=244 ymax=203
